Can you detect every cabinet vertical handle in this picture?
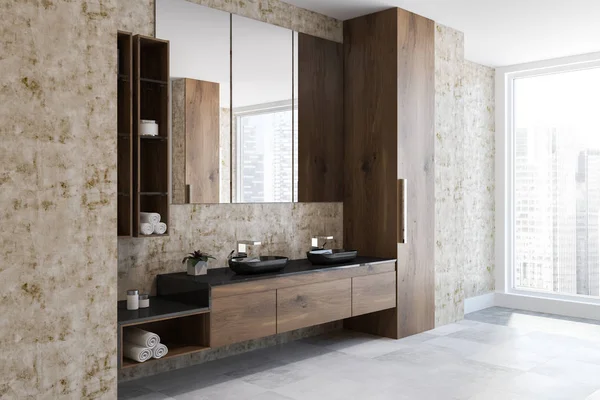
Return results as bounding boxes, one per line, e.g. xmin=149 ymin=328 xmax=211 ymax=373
xmin=398 ymin=179 xmax=407 ymax=244
xmin=185 ymin=184 xmax=191 ymax=204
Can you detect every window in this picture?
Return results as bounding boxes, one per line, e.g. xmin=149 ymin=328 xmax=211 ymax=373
xmin=509 ymin=62 xmax=600 ymax=298
xmin=233 ymin=102 xmax=298 ymax=203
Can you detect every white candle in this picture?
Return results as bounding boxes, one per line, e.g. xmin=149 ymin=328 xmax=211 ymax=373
xmin=139 ymin=294 xmax=150 ymax=309
xmin=127 ymin=290 xmax=139 ymax=310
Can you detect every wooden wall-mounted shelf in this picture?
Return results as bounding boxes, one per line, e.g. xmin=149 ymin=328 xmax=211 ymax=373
xmin=118 ymin=298 xmax=210 ymax=369
xmin=132 ymin=35 xmax=170 ymax=237
xmin=117 ymin=31 xmax=133 ymax=237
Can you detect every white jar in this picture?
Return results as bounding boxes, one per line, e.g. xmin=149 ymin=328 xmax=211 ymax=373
xmin=139 ymin=294 xmax=150 ymax=309
xmin=127 ymin=289 xmax=139 ymax=310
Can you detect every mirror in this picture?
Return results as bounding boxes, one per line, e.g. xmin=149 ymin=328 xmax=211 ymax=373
xmin=231 ymin=15 xmax=295 ymax=203
xmin=156 ymin=1 xmax=343 ymax=204
xmin=157 ymin=0 xmax=231 ymax=204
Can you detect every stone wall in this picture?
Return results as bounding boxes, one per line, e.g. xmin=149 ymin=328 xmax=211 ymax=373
xmin=0 ymin=0 xmax=118 ymax=398
xmin=117 ymin=0 xmax=343 ymax=42
xmin=434 ymin=24 xmax=495 ymax=326
xmin=463 ymin=60 xmax=496 ymax=298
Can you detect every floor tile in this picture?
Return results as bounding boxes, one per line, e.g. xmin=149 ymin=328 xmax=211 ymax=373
xmin=429 ymin=322 xmax=470 ymax=336
xmin=467 ymin=345 xmax=552 ymax=371
xmin=532 ymin=357 xmax=600 ymax=385
xmin=447 ymin=324 xmax=523 ymax=345
xmin=226 ymin=361 xmax=312 ymax=390
xmin=467 ymin=388 xmax=542 ymax=400
xmin=496 ymin=372 xmax=598 ymax=400
xmin=118 ymin=383 xmax=156 ymax=399
xmin=247 ymin=391 xmax=296 ymax=400
xmin=426 ymin=335 xmax=493 ymax=357
xmin=166 ymin=379 xmax=265 ymax=400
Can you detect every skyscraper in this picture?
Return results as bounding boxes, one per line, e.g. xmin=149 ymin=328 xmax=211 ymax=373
xmin=576 ymin=150 xmax=600 ymax=296
xmin=514 ymin=127 xmax=577 ymax=294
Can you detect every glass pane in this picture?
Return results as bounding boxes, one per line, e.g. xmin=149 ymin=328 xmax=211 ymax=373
xmin=513 ymin=66 xmax=600 ymax=297
xmin=232 ymin=15 xmax=293 ymax=203
xmin=236 ymin=107 xmax=296 ymax=203
xmin=156 ymin=0 xmax=231 ymax=204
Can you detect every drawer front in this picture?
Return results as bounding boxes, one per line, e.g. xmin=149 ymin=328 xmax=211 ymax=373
xmin=352 ymin=272 xmax=396 ymax=316
xmin=210 ymin=291 xmax=276 ymax=347
xmin=212 ymin=261 xmax=396 ymax=298
xmin=277 ymin=279 xmax=351 ymax=333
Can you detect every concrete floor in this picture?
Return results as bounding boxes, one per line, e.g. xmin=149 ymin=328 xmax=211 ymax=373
xmin=119 ymin=307 xmax=600 ymax=399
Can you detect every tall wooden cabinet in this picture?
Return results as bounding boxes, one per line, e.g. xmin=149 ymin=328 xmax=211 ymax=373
xmin=343 ymin=8 xmax=435 ymax=338
xmin=117 ymin=33 xmax=170 ymax=237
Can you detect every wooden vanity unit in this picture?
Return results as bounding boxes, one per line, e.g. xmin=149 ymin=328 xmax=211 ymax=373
xmin=117 ymin=257 xmax=396 ymax=369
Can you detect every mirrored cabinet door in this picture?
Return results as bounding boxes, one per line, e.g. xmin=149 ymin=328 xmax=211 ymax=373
xmin=231 ymin=15 xmax=294 ymax=203
xmin=157 ymin=0 xmax=231 ymax=204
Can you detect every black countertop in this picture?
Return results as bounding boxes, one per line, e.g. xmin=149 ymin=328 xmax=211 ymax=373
xmin=157 ymin=256 xmax=396 ymax=287
xmin=117 ymin=297 xmax=209 ymax=326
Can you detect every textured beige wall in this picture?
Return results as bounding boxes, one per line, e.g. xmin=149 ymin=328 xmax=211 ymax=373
xmin=118 ymin=203 xmax=343 ymax=296
xmin=117 ymin=0 xmax=343 ymax=42
xmin=463 ymin=60 xmax=496 ymax=298
xmin=435 ymin=24 xmax=467 ymax=327
xmin=434 ymin=24 xmax=495 ymax=326
xmin=0 ymin=1 xmax=118 ymax=398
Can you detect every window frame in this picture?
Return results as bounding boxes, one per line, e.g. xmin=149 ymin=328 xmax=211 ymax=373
xmin=496 ymin=52 xmax=600 ymax=306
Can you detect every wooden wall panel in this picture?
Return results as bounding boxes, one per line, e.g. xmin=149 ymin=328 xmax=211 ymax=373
xmin=395 ymin=8 xmax=435 ymax=337
xmin=185 ymin=79 xmax=220 ymax=204
xmin=297 ymin=33 xmax=344 ymax=202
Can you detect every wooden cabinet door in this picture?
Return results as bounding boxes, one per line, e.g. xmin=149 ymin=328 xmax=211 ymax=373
xmin=352 ymin=272 xmax=396 ymax=316
xmin=277 ymin=279 xmax=351 ymax=333
xmin=210 ymin=291 xmax=276 ymax=347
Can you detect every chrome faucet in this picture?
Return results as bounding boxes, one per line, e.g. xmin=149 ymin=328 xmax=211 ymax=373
xmin=311 ymin=235 xmax=333 ymax=250
xmin=236 ymin=240 xmax=261 ymax=258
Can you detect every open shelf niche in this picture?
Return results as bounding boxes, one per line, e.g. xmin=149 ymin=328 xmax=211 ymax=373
xmin=119 ymin=306 xmax=210 ymax=369
xmin=132 ymin=35 xmax=170 ymax=237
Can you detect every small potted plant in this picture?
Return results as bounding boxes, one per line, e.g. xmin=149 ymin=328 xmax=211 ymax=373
xmin=182 ymin=250 xmax=215 ymax=276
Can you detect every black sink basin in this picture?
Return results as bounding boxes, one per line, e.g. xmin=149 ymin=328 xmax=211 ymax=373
xmin=228 ymin=256 xmax=289 ymax=275
xmin=306 ymin=249 xmax=358 ymax=265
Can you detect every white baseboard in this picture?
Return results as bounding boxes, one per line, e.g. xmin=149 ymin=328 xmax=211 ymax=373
xmin=464 ymin=292 xmax=496 ymax=314
xmin=495 ymin=292 xmax=600 ymax=322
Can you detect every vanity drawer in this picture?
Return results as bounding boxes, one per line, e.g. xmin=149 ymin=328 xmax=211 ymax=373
xmin=352 ymin=272 xmax=396 ymax=316
xmin=210 ymin=291 xmax=276 ymax=347
xmin=277 ymin=279 xmax=351 ymax=333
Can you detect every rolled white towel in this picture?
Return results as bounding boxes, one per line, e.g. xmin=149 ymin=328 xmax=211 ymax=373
xmin=123 ymin=343 xmax=153 ymax=363
xmin=140 ymin=212 xmax=161 ymax=225
xmin=153 ymin=222 xmax=167 ymax=235
xmin=152 ymin=343 xmax=169 ymax=359
xmin=123 ymin=327 xmax=160 ymax=348
xmin=139 ymin=223 xmax=154 ymax=236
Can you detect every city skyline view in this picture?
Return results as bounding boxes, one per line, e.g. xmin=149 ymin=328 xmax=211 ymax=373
xmin=235 ymin=107 xmax=297 ymax=203
xmin=513 ymin=66 xmax=600 ymax=298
